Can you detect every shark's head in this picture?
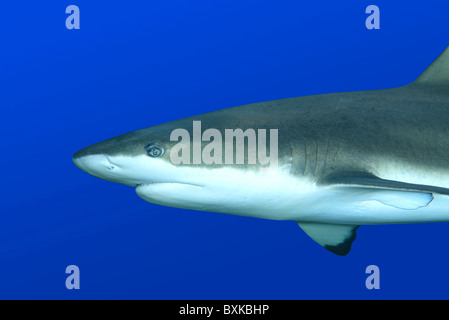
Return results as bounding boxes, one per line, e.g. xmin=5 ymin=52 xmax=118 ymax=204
xmin=73 ymin=125 xmax=177 ymax=187
xmin=73 ymin=119 xmax=308 ymax=218
xmin=73 ymin=123 xmax=223 ymax=211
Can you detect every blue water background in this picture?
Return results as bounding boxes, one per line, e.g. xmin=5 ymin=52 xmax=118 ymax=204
xmin=0 ymin=1 xmax=448 ymax=299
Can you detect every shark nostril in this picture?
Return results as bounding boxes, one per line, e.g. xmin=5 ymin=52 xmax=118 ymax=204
xmin=105 ymin=156 xmax=117 ymax=170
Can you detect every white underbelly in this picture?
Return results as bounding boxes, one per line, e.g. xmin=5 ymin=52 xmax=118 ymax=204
xmin=134 ymin=163 xmax=449 ymax=225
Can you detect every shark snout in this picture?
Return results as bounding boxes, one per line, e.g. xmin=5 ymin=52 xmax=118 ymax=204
xmin=72 ymin=147 xmax=152 ymax=187
xmin=72 ymin=152 xmax=117 ymax=176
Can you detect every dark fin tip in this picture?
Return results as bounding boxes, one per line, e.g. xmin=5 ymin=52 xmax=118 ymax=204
xmin=324 ymin=226 xmax=359 ymax=256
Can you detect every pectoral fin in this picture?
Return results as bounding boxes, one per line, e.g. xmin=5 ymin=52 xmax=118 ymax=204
xmin=319 ymin=171 xmax=441 ymax=210
xmin=297 ymin=172 xmax=446 ymax=255
xmin=321 ymin=171 xmax=449 ymax=196
xmin=297 ymin=222 xmax=359 ymax=256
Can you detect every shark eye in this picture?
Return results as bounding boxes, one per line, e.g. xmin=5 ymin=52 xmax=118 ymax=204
xmin=146 ymin=143 xmax=164 ymax=157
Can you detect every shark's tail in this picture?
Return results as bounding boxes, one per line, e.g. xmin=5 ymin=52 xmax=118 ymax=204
xmin=414 ymin=46 xmax=449 ymax=85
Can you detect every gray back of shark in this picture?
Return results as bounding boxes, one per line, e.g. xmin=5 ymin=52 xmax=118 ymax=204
xmin=73 ymin=46 xmax=449 ymax=255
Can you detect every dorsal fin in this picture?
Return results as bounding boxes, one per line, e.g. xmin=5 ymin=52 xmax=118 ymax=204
xmin=414 ymin=46 xmax=449 ymax=85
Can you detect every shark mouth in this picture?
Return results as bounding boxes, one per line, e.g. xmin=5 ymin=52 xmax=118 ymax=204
xmin=135 ymin=182 xmax=204 ymax=189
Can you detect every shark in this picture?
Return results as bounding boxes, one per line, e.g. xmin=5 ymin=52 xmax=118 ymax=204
xmin=73 ymin=46 xmax=449 ymax=255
